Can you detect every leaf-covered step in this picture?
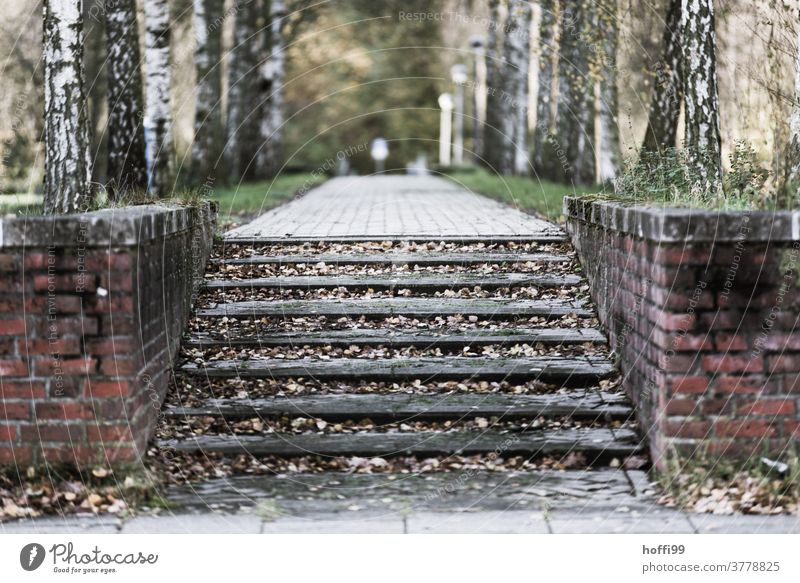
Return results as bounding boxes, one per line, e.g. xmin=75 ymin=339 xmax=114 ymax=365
xmin=194 ymin=297 xmax=593 ymax=318
xmin=212 ymin=252 xmax=571 ymax=266
xmin=184 ymin=327 xmax=607 ymax=348
xmin=181 ymin=355 xmax=615 ymax=384
xmin=203 ymin=272 xmax=582 ymax=292
xmin=162 ymin=392 xmax=632 ymax=422
xmin=222 ymin=235 xmax=568 ymax=244
xmin=158 ymin=427 xmax=641 ymax=457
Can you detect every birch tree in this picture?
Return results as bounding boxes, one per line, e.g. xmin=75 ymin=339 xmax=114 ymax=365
xmin=681 ymin=0 xmax=722 ymax=188
xmin=557 ymin=0 xmax=594 ymax=185
xmin=594 ymin=0 xmax=620 ymax=182
xmin=104 ymin=0 xmax=147 ymax=196
xmin=533 ymin=0 xmax=559 ymax=175
xmin=642 ymin=0 xmax=683 ymax=153
xmin=785 ymin=10 xmax=800 ymax=204
xmin=226 ymin=0 xmax=262 ymax=182
xmin=144 ymin=0 xmax=173 ymax=196
xmin=501 ymin=0 xmax=532 ymax=176
xmin=482 ymin=0 xmax=507 ymax=172
xmin=256 ymin=0 xmax=286 ymax=177
xmin=190 ymin=0 xmax=224 ymax=185
xmin=43 ymin=0 xmax=92 ymax=215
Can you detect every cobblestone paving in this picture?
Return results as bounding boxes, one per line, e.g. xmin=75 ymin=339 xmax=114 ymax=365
xmin=224 ymin=176 xmax=564 ymax=241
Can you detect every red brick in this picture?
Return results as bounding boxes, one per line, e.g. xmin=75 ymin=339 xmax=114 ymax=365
xmin=703 ymin=354 xmax=763 ymax=374
xmin=699 ymin=311 xmax=742 ymax=331
xmin=768 ymin=354 xmax=800 ymax=374
xmin=40 ymin=447 xmax=94 ymax=464
xmin=86 ymin=338 xmax=133 ymax=356
xmin=18 ymin=337 xmax=81 ymax=356
xmin=0 ymin=446 xmax=32 ymax=464
xmin=0 ymin=401 xmax=30 ymax=420
xmin=0 ymin=360 xmax=28 ymax=376
xmin=783 ymin=375 xmax=800 ymax=394
xmin=785 ymin=420 xmax=800 ymax=438
xmin=759 ymin=334 xmax=800 ymax=352
xmin=35 ymin=316 xmax=99 ymax=336
xmin=700 ymin=398 xmax=735 ymax=415
xmin=88 ymin=424 xmax=134 ymax=442
xmin=715 ymin=375 xmax=771 ymax=394
xmin=100 ymin=358 xmax=137 ymax=376
xmin=665 ymin=398 xmax=698 ymax=415
xmin=33 ymin=273 xmax=96 ymax=293
xmin=34 ymin=358 xmax=97 ymax=376
xmin=0 ymin=253 xmax=19 ymax=272
xmin=20 ymin=424 xmax=84 ymax=442
xmin=738 ymin=399 xmax=795 ymax=416
xmin=663 ymin=419 xmax=710 ymax=439
xmin=101 ymin=273 xmax=133 ymax=292
xmin=23 ymin=253 xmax=52 ymax=269
xmin=652 ymin=246 xmax=711 ymax=266
xmin=0 ymin=381 xmax=46 ymax=399
xmin=669 ymin=376 xmax=709 ymax=394
xmin=655 ymin=311 xmax=695 ymax=332
xmin=86 ymin=296 xmax=133 ymax=314
xmin=35 ymin=402 xmax=95 ymax=420
xmin=658 ymin=353 xmax=698 ymax=373
xmin=85 ymin=253 xmax=133 ymax=271
xmin=715 ymin=332 xmax=748 ymax=352
xmin=0 ymin=319 xmax=26 ymax=335
xmin=0 ymin=424 xmax=17 ymax=441
xmin=84 ymin=380 xmax=131 ymax=398
xmin=0 ymin=297 xmax=23 ymax=312
xmin=715 ymin=419 xmax=776 ymax=438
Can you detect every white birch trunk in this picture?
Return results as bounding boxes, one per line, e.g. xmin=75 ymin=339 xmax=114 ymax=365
xmin=786 ymin=12 xmax=800 ymax=204
xmin=503 ymin=0 xmax=532 ymax=176
xmin=256 ymin=0 xmax=285 ymax=176
xmin=681 ymin=0 xmax=722 ymax=189
xmin=43 ymin=0 xmax=92 ymax=215
xmin=144 ymin=0 xmax=173 ymax=196
xmin=105 ymin=0 xmax=147 ymax=196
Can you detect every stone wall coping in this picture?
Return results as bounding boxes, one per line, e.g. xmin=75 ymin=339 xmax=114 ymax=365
xmin=564 ymin=196 xmax=800 ymax=243
xmin=0 ymin=202 xmax=218 ymax=249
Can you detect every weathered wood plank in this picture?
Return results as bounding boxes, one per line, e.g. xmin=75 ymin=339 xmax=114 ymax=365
xmin=211 ymin=252 xmax=571 ymax=266
xmin=162 ymin=392 xmax=633 ymax=421
xmin=203 ymin=273 xmax=582 ymax=291
xmin=184 ymin=327 xmax=607 ymax=348
xmin=194 ymin=298 xmax=593 ymax=318
xmin=181 ymin=356 xmax=615 ymax=383
xmin=158 ymin=428 xmax=641 ymax=457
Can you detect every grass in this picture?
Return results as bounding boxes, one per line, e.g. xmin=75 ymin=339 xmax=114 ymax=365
xmin=211 ymin=173 xmax=325 ymax=223
xmin=0 ymin=193 xmax=43 ymax=215
xmin=441 ymin=167 xmax=599 ymax=221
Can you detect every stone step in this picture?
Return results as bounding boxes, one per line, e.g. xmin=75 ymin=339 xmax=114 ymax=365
xmin=222 ymin=235 xmax=568 ymax=244
xmin=158 ymin=427 xmax=641 ymax=458
xmin=203 ymin=273 xmax=582 ymax=292
xmin=162 ymin=392 xmax=632 ymax=421
xmin=194 ymin=298 xmax=593 ymax=319
xmin=184 ymin=327 xmax=607 ymax=348
xmin=181 ymin=355 xmax=615 ymax=384
xmin=211 ymin=252 xmax=571 ymax=266
xmin=164 ymin=469 xmax=645 ymax=513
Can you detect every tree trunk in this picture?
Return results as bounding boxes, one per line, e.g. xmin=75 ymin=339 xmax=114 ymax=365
xmin=681 ymin=0 xmax=722 ymax=189
xmin=143 ymin=0 xmax=173 ymax=196
xmin=641 ymin=0 xmax=683 ymax=154
xmin=502 ymin=0 xmax=532 ymax=176
xmin=104 ymin=0 xmax=147 ymax=197
xmin=226 ymin=0 xmax=262 ymax=182
xmin=556 ymin=0 xmax=594 ymax=185
xmin=256 ymin=0 xmax=286 ymax=177
xmin=190 ymin=0 xmax=224 ymax=186
xmin=482 ymin=0 xmax=507 ymax=173
xmin=533 ymin=0 xmax=559 ymax=176
xmin=43 ymin=0 xmax=92 ymax=215
xmin=785 ymin=11 xmax=800 ymax=205
xmin=595 ymin=0 xmax=620 ymax=183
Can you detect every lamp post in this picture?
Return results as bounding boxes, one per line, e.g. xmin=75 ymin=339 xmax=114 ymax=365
xmin=450 ymin=64 xmax=468 ymax=166
xmin=469 ymin=35 xmax=486 ymax=161
xmin=438 ymin=93 xmax=453 ymax=167
xmin=370 ymin=137 xmax=388 ymax=173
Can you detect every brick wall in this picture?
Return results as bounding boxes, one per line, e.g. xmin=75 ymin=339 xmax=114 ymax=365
xmin=565 ymin=198 xmax=800 ymax=469
xmin=0 ymin=204 xmax=216 ymax=468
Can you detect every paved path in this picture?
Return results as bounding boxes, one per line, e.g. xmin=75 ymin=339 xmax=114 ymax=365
xmin=224 ymin=176 xmax=564 ymax=242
